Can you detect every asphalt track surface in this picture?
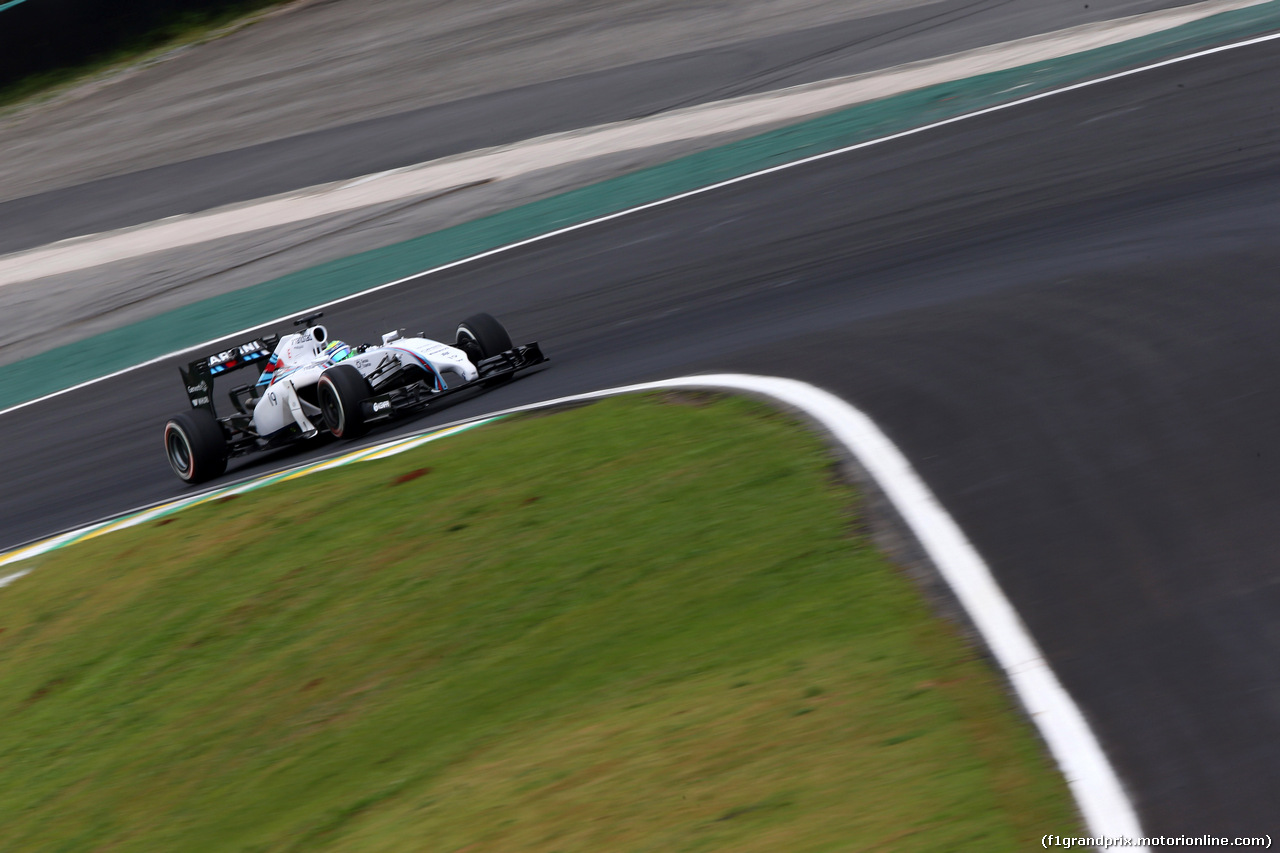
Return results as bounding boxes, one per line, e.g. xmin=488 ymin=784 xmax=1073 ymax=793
xmin=0 ymin=0 xmax=1200 ymax=256
xmin=3 ymin=38 xmax=1280 ymax=837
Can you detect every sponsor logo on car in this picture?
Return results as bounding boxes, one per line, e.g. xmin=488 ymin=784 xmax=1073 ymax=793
xmin=372 ymin=400 xmax=391 ymax=412
xmin=209 ymin=341 xmax=268 ymax=367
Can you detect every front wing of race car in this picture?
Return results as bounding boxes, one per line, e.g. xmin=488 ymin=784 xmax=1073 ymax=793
xmin=359 ymin=341 xmax=547 ymax=424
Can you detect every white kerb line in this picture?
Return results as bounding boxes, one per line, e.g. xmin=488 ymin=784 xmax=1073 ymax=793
xmin=473 ymin=374 xmax=1150 ymax=846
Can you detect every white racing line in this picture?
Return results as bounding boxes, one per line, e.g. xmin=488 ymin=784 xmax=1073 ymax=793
xmin=0 ymin=374 xmax=1148 ymax=846
xmin=2 ymin=27 xmax=1280 ymax=421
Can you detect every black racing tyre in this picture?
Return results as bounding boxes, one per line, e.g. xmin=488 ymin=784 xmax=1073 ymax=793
xmin=164 ymin=409 xmax=228 ymax=484
xmin=456 ymin=312 xmax=512 ymax=361
xmin=318 ymin=364 xmax=374 ymax=440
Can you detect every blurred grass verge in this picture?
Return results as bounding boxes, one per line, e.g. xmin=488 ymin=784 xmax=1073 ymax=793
xmin=0 ymin=394 xmax=1077 ymax=850
xmin=0 ymin=0 xmax=291 ymax=111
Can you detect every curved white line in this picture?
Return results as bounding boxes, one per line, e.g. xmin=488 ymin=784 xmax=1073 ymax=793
xmin=0 ymin=373 xmax=1150 ymax=845
xmin=2 ymin=28 xmax=1279 ymax=421
xmin=487 ymin=375 xmax=1151 ymax=846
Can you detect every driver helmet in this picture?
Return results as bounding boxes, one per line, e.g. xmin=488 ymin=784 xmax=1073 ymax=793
xmin=323 ymin=340 xmax=352 ymax=363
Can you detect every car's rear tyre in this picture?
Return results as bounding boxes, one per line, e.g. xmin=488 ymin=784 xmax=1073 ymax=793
xmin=318 ymin=364 xmax=373 ymax=439
xmin=164 ymin=409 xmax=227 ymax=484
xmin=456 ymin=312 xmax=512 ymax=362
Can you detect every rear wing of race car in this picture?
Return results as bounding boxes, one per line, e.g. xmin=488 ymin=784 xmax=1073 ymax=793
xmin=179 ymin=334 xmax=279 ymax=414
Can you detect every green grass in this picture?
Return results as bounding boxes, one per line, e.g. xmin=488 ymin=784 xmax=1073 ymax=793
xmin=0 ymin=394 xmax=1079 ymax=850
xmin=0 ymin=0 xmax=290 ymax=111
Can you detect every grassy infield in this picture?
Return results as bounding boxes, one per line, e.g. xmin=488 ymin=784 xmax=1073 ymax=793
xmin=0 ymin=395 xmax=1077 ymax=850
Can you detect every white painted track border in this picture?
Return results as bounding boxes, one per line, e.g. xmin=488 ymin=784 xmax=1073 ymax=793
xmin=0 ymin=374 xmax=1149 ymax=847
xmin=3 ymin=28 xmax=1280 ymax=421
xmin=500 ymin=375 xmax=1150 ymax=847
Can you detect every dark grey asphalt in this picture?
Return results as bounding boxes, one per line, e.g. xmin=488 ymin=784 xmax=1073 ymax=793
xmin=0 ymin=0 xmax=1200 ymax=256
xmin=3 ymin=31 xmax=1280 ymax=839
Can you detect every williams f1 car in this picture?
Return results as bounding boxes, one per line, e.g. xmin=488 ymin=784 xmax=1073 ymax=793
xmin=163 ymin=312 xmax=546 ymax=483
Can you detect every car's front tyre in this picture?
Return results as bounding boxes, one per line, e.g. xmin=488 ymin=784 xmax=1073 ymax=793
xmin=456 ymin=312 xmax=512 ymax=362
xmin=164 ymin=409 xmax=228 ymax=483
xmin=318 ymin=364 xmax=373 ymax=439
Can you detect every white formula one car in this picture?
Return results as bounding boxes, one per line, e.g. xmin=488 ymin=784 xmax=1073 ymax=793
xmin=163 ymin=312 xmax=546 ymax=483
